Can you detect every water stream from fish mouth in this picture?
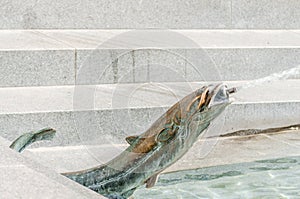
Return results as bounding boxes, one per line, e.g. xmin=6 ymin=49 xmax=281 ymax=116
xmin=236 ymin=65 xmax=300 ymax=91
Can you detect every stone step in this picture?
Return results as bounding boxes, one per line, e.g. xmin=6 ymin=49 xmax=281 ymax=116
xmin=24 ymin=129 xmax=300 ymax=174
xmin=0 ymin=0 xmax=299 ymax=29
xmin=0 ymin=136 xmax=106 ymax=198
xmin=1 ymin=80 xmax=299 ymax=147
xmin=1 ymin=30 xmax=300 ymax=87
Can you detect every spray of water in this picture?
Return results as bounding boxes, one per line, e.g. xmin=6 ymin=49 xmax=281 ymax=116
xmin=238 ymin=65 xmax=300 ymax=91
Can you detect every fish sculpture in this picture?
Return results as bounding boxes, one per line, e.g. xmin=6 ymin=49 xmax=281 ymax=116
xmin=10 ymin=83 xmax=236 ymax=199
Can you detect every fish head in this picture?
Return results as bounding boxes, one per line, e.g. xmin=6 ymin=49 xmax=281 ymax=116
xmin=169 ymin=83 xmax=236 ymax=144
xmin=185 ymin=83 xmax=235 ymax=118
xmin=206 ymin=83 xmax=235 ymax=109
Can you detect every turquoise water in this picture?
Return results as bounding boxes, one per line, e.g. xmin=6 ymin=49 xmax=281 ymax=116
xmin=133 ymin=156 xmax=300 ymax=198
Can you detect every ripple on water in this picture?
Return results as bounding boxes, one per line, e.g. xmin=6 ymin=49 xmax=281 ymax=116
xmin=256 ymin=157 xmax=298 ymax=164
xmin=249 ymin=166 xmax=290 ymax=171
xmin=133 ymin=156 xmax=300 ymax=198
xmin=185 ymin=170 xmax=243 ymax=181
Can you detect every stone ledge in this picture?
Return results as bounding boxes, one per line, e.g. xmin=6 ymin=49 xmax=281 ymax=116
xmin=0 ymin=0 xmax=300 ymax=29
xmin=0 ymin=136 xmax=106 ymax=198
xmin=0 ymin=80 xmax=299 ymax=147
xmin=1 ymin=30 xmax=300 ymax=86
xmin=24 ymin=129 xmax=300 ymax=173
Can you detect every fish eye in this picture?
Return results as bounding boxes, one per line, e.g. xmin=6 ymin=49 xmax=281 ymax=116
xmin=219 ymin=88 xmax=227 ymax=98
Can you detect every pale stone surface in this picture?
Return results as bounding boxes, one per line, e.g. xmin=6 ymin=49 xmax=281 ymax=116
xmin=232 ymin=0 xmax=300 ymax=29
xmin=0 ymin=50 xmax=75 ymax=87
xmin=0 ymin=30 xmax=75 ymax=87
xmin=0 ymin=80 xmax=299 ymax=147
xmin=0 ymin=0 xmax=231 ymax=29
xmin=1 ymin=0 xmax=300 ymax=29
xmin=0 ymin=30 xmax=72 ymax=50
xmin=0 ymin=80 xmax=299 ymax=114
xmin=76 ymin=48 xmax=190 ymax=84
xmin=205 ymin=48 xmax=300 ymax=81
xmin=76 ymin=47 xmax=300 ymax=83
xmin=0 ymin=137 xmax=106 ymax=198
xmin=25 ymin=145 xmax=127 ymax=173
xmin=37 ymin=29 xmax=300 ymax=49
xmin=1 ymin=30 xmax=300 ymax=86
xmin=25 ymin=130 xmax=300 ymax=173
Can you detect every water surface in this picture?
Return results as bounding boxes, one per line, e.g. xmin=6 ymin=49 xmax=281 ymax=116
xmin=133 ymin=156 xmax=300 ymax=198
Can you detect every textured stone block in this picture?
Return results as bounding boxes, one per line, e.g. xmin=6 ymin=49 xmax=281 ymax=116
xmin=0 ymin=50 xmax=75 ymax=87
xmin=232 ymin=0 xmax=300 ymax=29
xmin=1 ymin=0 xmax=300 ymax=29
xmin=1 ymin=30 xmax=300 ymax=86
xmin=206 ymin=48 xmax=300 ymax=81
xmin=0 ymin=0 xmax=231 ymax=29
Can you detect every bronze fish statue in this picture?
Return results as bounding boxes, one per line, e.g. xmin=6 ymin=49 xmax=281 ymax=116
xmin=10 ymin=83 xmax=236 ymax=199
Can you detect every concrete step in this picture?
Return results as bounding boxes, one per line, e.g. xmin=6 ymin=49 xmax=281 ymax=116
xmin=1 ymin=80 xmax=299 ymax=147
xmin=0 ymin=136 xmax=106 ymax=198
xmin=0 ymin=0 xmax=299 ymax=29
xmin=1 ymin=30 xmax=300 ymax=87
xmin=24 ymin=129 xmax=300 ymax=174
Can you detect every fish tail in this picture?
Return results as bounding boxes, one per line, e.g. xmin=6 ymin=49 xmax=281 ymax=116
xmin=9 ymin=128 xmax=56 ymax=152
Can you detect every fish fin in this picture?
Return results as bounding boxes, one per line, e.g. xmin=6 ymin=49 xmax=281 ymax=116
xmin=121 ymin=187 xmax=137 ymax=198
xmin=145 ymin=173 xmax=159 ymax=188
xmin=125 ymin=135 xmax=139 ymax=145
xmin=156 ymin=128 xmax=175 ymax=142
xmin=10 ymin=128 xmax=56 ymax=153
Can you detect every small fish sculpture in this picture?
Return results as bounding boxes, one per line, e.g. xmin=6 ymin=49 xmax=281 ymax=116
xmin=10 ymin=83 xmax=236 ymax=199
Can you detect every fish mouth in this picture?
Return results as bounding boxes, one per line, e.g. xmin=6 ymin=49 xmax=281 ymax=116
xmin=206 ymin=83 xmax=236 ymax=108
